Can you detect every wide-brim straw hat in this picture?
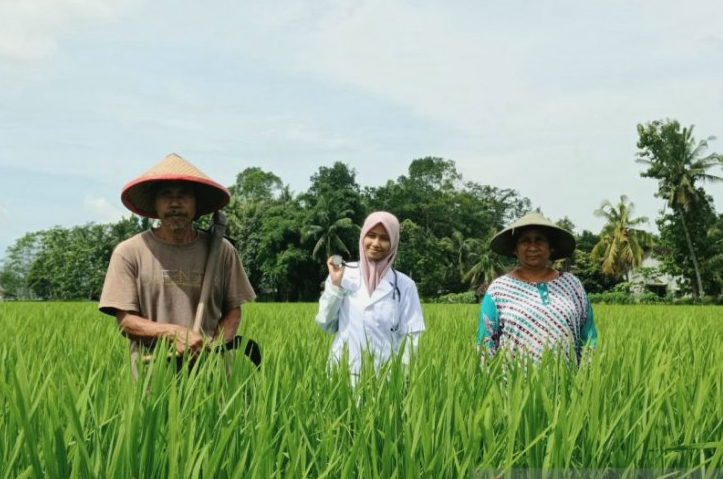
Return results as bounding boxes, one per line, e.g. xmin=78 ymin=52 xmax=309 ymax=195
xmin=121 ymin=153 xmax=230 ymax=219
xmin=490 ymin=212 xmax=575 ymax=260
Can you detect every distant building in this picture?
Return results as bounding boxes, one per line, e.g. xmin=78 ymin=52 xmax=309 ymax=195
xmin=628 ymin=254 xmax=681 ymax=298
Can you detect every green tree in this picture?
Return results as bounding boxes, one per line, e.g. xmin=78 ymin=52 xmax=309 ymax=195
xmin=303 ymin=162 xmax=366 ymax=264
xmin=303 ymin=162 xmax=365 ymax=225
xmin=302 ymin=196 xmax=360 ymax=262
xmin=440 ymin=230 xmax=477 ymax=279
xmin=224 ymin=169 xmax=284 ymax=291
xmin=455 ymin=183 xmax=530 ymax=242
xmin=706 ymin=214 xmax=723 ymax=294
xmin=366 ymin=157 xmax=460 ymax=236
xmin=395 ymin=219 xmax=456 ymax=298
xmin=1 ymin=216 xmax=145 ymax=300
xmin=552 ymin=217 xmax=577 ymax=272
xmin=229 ymin=167 xmax=284 ymax=204
xmin=366 ymin=158 xmax=529 ymax=241
xmin=637 ymin=119 xmax=723 ymax=298
xmin=591 ymin=195 xmax=653 ymax=279
xmin=109 ymin=216 xmax=148 ymax=242
xmin=571 ymin=250 xmax=623 ymax=294
xmin=1 ymin=214 xmax=146 ymax=300
xmin=0 ymin=232 xmax=43 ymax=299
xmin=655 ymin=194 xmax=720 ymax=298
xmin=555 ymin=217 xmax=576 ymax=234
xmin=462 ymin=236 xmax=507 ymax=290
xmin=257 ymin=203 xmax=318 ymax=301
xmin=224 ymin=168 xmax=318 ymax=300
xmin=576 ymin=230 xmax=600 ymax=253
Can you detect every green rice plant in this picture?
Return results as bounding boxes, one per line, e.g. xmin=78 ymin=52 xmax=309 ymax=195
xmin=0 ymin=302 xmax=721 ymax=478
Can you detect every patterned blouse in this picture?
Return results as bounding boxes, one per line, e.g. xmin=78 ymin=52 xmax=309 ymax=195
xmin=477 ymin=272 xmax=597 ymax=363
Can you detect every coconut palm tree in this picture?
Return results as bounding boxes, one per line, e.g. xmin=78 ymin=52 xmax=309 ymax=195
xmin=302 ymin=196 xmax=360 ymax=262
xmin=440 ymin=230 xmax=478 ymax=278
xmin=591 ymin=195 xmax=653 ymax=279
xmin=463 ymin=236 xmax=506 ymax=290
xmin=637 ymin=120 xmax=723 ymax=298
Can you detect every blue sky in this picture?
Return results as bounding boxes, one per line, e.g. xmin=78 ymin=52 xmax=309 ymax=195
xmin=1 ymin=0 xmax=723 ymax=259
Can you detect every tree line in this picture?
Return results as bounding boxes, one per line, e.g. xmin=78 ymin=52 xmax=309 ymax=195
xmin=1 ymin=119 xmax=722 ymax=302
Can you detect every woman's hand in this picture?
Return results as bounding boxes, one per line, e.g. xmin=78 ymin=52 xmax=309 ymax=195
xmin=326 ymin=256 xmax=345 ymax=286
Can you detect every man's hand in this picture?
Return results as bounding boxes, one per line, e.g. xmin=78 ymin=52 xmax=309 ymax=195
xmin=116 ymin=311 xmax=208 ymax=356
xmin=173 ymin=328 xmax=204 ymax=356
xmin=213 ymin=307 xmax=242 ymax=345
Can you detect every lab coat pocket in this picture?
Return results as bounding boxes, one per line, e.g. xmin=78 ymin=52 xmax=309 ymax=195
xmin=372 ymin=300 xmax=400 ymax=333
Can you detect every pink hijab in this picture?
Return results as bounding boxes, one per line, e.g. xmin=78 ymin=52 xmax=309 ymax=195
xmin=359 ymin=211 xmax=400 ymax=295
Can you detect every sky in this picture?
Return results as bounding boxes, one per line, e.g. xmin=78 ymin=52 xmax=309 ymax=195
xmin=1 ymin=0 xmax=723 ymax=260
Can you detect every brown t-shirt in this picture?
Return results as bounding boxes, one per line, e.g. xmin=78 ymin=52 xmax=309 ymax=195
xmin=98 ymin=229 xmax=256 ymax=336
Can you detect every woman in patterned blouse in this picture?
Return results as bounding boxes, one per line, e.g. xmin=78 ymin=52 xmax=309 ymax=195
xmin=477 ymin=212 xmax=597 ymax=364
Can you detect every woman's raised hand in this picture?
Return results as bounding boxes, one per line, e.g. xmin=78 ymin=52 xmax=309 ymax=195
xmin=326 ymin=255 xmax=345 ymax=286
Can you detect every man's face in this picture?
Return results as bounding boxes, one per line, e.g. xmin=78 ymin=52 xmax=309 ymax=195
xmin=154 ymin=182 xmax=197 ymax=231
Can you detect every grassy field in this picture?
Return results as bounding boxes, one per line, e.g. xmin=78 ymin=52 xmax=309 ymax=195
xmin=1 ymin=302 xmax=722 ymax=478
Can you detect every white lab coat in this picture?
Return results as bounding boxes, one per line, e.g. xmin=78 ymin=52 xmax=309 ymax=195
xmin=315 ymin=263 xmax=425 ymax=375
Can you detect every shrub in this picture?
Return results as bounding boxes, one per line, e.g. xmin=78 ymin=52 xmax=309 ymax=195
xmin=430 ymin=291 xmax=478 ymax=304
xmin=588 ymin=291 xmax=635 ymax=304
xmin=636 ymin=291 xmax=665 ymax=304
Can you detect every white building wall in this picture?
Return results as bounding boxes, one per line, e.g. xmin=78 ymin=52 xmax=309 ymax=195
xmin=628 ymin=255 xmax=681 ymax=296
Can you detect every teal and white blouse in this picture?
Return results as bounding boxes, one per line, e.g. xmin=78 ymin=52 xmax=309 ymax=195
xmin=477 ymin=273 xmax=597 ymax=363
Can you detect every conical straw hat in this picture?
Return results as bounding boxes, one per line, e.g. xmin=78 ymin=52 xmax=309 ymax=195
xmin=490 ymin=212 xmax=575 ymax=260
xmin=121 ymin=153 xmax=230 ymax=219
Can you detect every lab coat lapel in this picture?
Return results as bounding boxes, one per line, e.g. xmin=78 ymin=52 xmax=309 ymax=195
xmin=367 ymin=270 xmax=394 ymax=306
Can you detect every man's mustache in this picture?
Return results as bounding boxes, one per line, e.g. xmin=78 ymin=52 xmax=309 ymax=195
xmin=164 ymin=210 xmax=188 ymax=218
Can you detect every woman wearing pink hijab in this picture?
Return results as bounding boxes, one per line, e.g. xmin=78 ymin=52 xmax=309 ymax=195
xmin=315 ymin=211 xmax=426 ymax=377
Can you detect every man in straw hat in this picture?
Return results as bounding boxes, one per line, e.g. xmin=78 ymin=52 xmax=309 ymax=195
xmin=99 ymin=153 xmax=256 ymax=375
xmin=476 ymin=212 xmax=597 ymax=365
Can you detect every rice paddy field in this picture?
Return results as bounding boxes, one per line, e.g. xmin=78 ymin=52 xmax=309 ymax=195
xmin=1 ymin=302 xmax=722 ymax=478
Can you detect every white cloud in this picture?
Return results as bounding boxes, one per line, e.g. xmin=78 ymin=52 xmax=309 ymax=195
xmin=0 ymin=0 xmax=138 ymax=62
xmin=232 ymin=0 xmax=723 ymax=138
xmin=283 ymin=1 xmax=505 ymax=135
xmin=0 ymin=199 xmax=7 ymax=222
xmin=83 ymin=195 xmax=124 ymax=223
